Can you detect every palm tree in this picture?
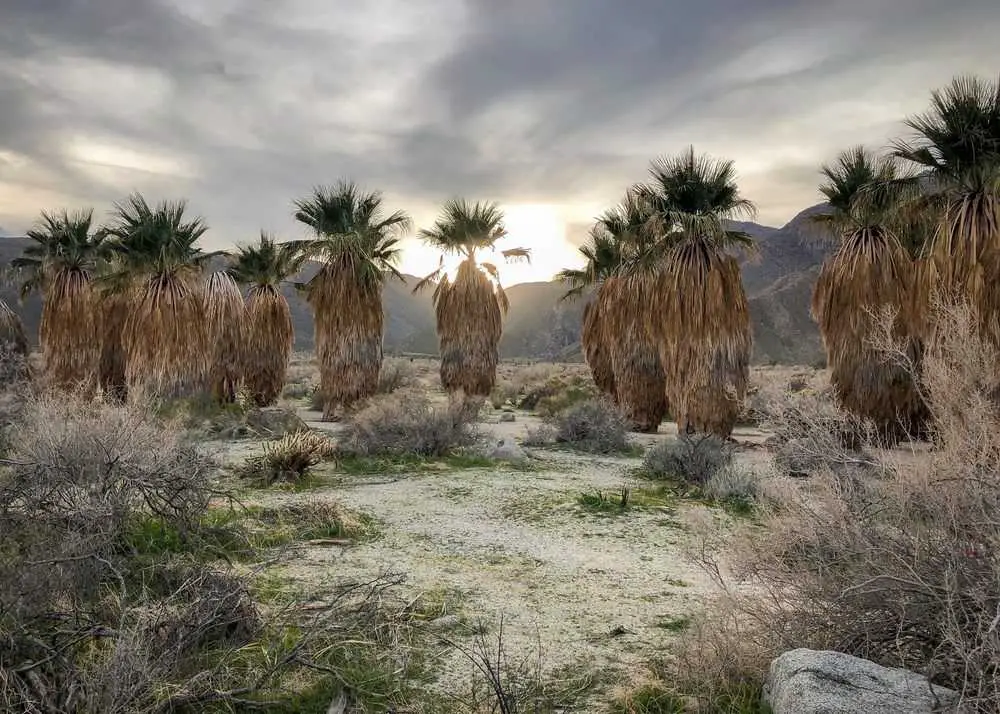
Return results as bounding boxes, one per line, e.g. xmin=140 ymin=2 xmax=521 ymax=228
xmin=291 ymin=182 xmax=411 ymax=420
xmin=204 ymin=271 xmax=247 ymax=404
xmin=414 ymin=199 xmax=529 ymax=402
xmin=230 ymin=232 xmax=304 ymax=406
xmin=13 ymin=209 xmax=109 ymax=391
xmin=891 ymin=74 xmax=1000 ymax=348
xmin=104 ymin=193 xmax=216 ymax=399
xmin=561 ymin=190 xmax=669 ymax=431
xmin=0 ymin=298 xmax=29 ymax=386
xmin=557 ymin=226 xmax=624 ymax=400
xmin=634 ymin=147 xmax=756 ymax=438
xmin=810 ymin=146 xmax=928 ymax=439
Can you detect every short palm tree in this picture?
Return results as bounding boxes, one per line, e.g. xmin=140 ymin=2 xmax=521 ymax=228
xmin=205 ymin=271 xmax=247 ymax=403
xmin=292 ymin=182 xmax=411 ymax=420
xmin=892 ymin=74 xmax=1000 ymax=347
xmin=414 ymin=199 xmax=529 ymax=401
xmin=0 ymin=298 xmax=29 ymax=385
xmin=13 ymin=208 xmax=109 ymax=390
xmin=230 ymin=232 xmax=304 ymax=406
xmin=557 ymin=226 xmax=624 ymax=400
xmin=635 ymin=147 xmax=756 ymax=438
xmin=104 ymin=193 xmax=216 ymax=399
xmin=810 ymin=146 xmax=927 ymax=439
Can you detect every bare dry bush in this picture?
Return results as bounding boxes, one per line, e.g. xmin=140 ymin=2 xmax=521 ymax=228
xmin=643 ymin=434 xmax=733 ymax=485
xmin=378 ymin=357 xmax=418 ymax=394
xmin=544 ymin=398 xmax=630 ymax=454
xmin=339 ymin=389 xmax=480 ymax=457
xmin=671 ymin=303 xmax=1000 ymax=712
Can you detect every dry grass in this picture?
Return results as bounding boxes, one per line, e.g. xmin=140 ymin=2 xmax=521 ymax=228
xmin=240 ymin=430 xmax=336 ymax=484
xmin=661 ymin=302 xmax=1000 ymax=712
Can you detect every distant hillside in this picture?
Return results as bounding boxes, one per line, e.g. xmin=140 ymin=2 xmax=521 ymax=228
xmin=0 ymin=206 xmax=833 ymax=365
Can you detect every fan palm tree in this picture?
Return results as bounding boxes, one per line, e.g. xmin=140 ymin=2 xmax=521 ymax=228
xmin=205 ymin=271 xmax=247 ymax=403
xmin=891 ymin=74 xmax=1000 ymax=347
xmin=104 ymin=193 xmax=216 ymax=399
xmin=0 ymin=298 xmax=29 ymax=386
xmin=291 ymin=182 xmax=411 ymax=420
xmin=230 ymin=232 xmax=304 ymax=406
xmin=557 ymin=226 xmax=624 ymax=400
xmin=414 ymin=199 xmax=529 ymax=402
xmin=13 ymin=208 xmax=110 ymax=391
xmin=810 ymin=146 xmax=928 ymax=439
xmin=563 ymin=190 xmax=668 ymax=431
xmin=633 ymin=147 xmax=756 ymax=438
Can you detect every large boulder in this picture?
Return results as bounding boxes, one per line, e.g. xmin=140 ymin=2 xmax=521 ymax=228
xmin=764 ymin=649 xmax=962 ymax=714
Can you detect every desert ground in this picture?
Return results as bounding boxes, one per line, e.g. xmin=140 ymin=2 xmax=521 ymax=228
xmin=198 ymin=355 xmax=826 ymax=711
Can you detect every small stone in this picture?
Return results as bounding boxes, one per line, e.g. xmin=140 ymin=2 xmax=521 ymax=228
xmin=499 ymin=412 xmax=516 ymax=423
xmin=427 ymin=614 xmax=462 ymax=631
xmin=487 ymin=438 xmax=528 ymax=462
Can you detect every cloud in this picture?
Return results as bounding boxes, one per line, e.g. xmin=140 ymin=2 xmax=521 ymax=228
xmin=2 ymin=0 xmax=1000 ymax=281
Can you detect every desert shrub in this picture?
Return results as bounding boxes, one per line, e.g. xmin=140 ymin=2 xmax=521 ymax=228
xmin=339 ymin=389 xmax=479 ymax=457
xmin=643 ymin=433 xmax=733 ymax=485
xmin=545 ymin=398 xmax=630 ymax=454
xmin=241 ymin=430 xmax=336 ymax=484
xmin=522 ymin=423 xmax=558 ymax=447
xmin=378 ymin=357 xmax=417 ymax=394
xmin=703 ymin=465 xmax=760 ymax=516
xmin=674 ymin=303 xmax=1000 ymax=712
xmin=490 ymin=377 xmax=519 ymax=409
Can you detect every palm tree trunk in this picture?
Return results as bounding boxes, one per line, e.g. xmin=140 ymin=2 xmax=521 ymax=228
xmin=41 ymin=271 xmax=99 ymax=393
xmin=245 ymin=287 xmax=294 ymax=407
xmin=582 ymin=295 xmax=616 ymax=400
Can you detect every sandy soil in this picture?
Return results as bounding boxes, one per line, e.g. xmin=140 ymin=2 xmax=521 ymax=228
xmin=214 ymin=402 xmax=770 ymax=708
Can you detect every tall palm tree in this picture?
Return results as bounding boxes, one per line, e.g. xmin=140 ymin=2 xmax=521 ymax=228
xmin=13 ymin=209 xmax=110 ymax=391
xmin=230 ymin=232 xmax=304 ymax=406
xmin=291 ymin=182 xmax=411 ymax=420
xmin=892 ymin=74 xmax=1000 ymax=348
xmin=633 ymin=147 xmax=756 ymax=438
xmin=557 ymin=226 xmax=624 ymax=400
xmin=561 ymin=190 xmax=669 ymax=431
xmin=104 ymin=193 xmax=216 ymax=399
xmin=414 ymin=199 xmax=529 ymax=401
xmin=810 ymin=146 xmax=928 ymax=439
xmin=204 ymin=271 xmax=247 ymax=404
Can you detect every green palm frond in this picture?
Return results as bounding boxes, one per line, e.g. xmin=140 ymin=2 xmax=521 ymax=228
xmin=230 ymin=231 xmax=305 ymax=287
xmin=417 ymin=198 xmax=510 ymax=259
xmin=15 ymin=208 xmax=111 ymax=299
xmin=292 ymin=181 xmax=411 ymax=290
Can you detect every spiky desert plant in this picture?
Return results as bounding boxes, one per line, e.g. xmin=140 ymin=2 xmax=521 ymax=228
xmin=12 ymin=208 xmax=109 ymax=391
xmin=634 ymin=147 xmax=756 ymax=438
xmin=204 ymin=271 xmax=247 ymax=403
xmin=0 ymin=298 xmax=29 ymax=385
xmin=557 ymin=226 xmax=623 ymax=400
xmin=810 ymin=147 xmax=928 ymax=439
xmin=414 ymin=199 xmax=529 ymax=400
xmin=291 ymin=182 xmax=411 ymax=420
xmin=892 ymin=74 xmax=1000 ymax=347
xmin=230 ymin=232 xmax=303 ymax=406
xmin=591 ymin=190 xmax=669 ymax=432
xmin=104 ymin=193 xmax=216 ymax=399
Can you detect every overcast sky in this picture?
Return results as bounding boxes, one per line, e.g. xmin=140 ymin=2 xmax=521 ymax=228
xmin=2 ymin=1 xmax=1000 ymax=284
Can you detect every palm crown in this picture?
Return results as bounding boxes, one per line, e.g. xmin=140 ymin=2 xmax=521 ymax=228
xmin=104 ymin=193 xmax=215 ymax=284
xmin=230 ymin=232 xmax=304 ymax=288
xmin=13 ymin=209 xmax=111 ymax=299
xmin=637 ymin=146 xmax=757 ymax=256
xmin=291 ymin=181 xmax=411 ymax=289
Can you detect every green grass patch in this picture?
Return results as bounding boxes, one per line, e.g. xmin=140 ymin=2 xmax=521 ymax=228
xmin=655 ymin=615 xmax=693 ymax=633
xmin=611 ymin=682 xmax=688 ymax=714
xmin=336 ymin=452 xmax=536 ymax=476
xmin=573 ymin=485 xmax=678 ymax=518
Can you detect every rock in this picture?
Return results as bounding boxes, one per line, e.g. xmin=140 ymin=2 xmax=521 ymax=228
xmin=426 ymin=614 xmax=462 ymax=631
xmin=487 ymin=438 xmax=528 ymax=462
xmin=764 ymin=649 xmax=962 ymax=714
xmin=499 ymin=412 xmax=516 ymax=423
xmin=245 ymin=408 xmax=309 ymax=438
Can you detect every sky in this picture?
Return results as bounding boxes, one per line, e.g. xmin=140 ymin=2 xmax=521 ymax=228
xmin=2 ymin=1 xmax=1000 ymax=285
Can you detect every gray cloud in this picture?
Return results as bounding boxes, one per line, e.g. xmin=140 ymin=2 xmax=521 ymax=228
xmin=2 ymin=0 xmax=1000 ymax=277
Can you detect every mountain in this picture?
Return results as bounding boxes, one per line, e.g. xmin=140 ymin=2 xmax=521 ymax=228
xmin=0 ymin=206 xmax=833 ymax=365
